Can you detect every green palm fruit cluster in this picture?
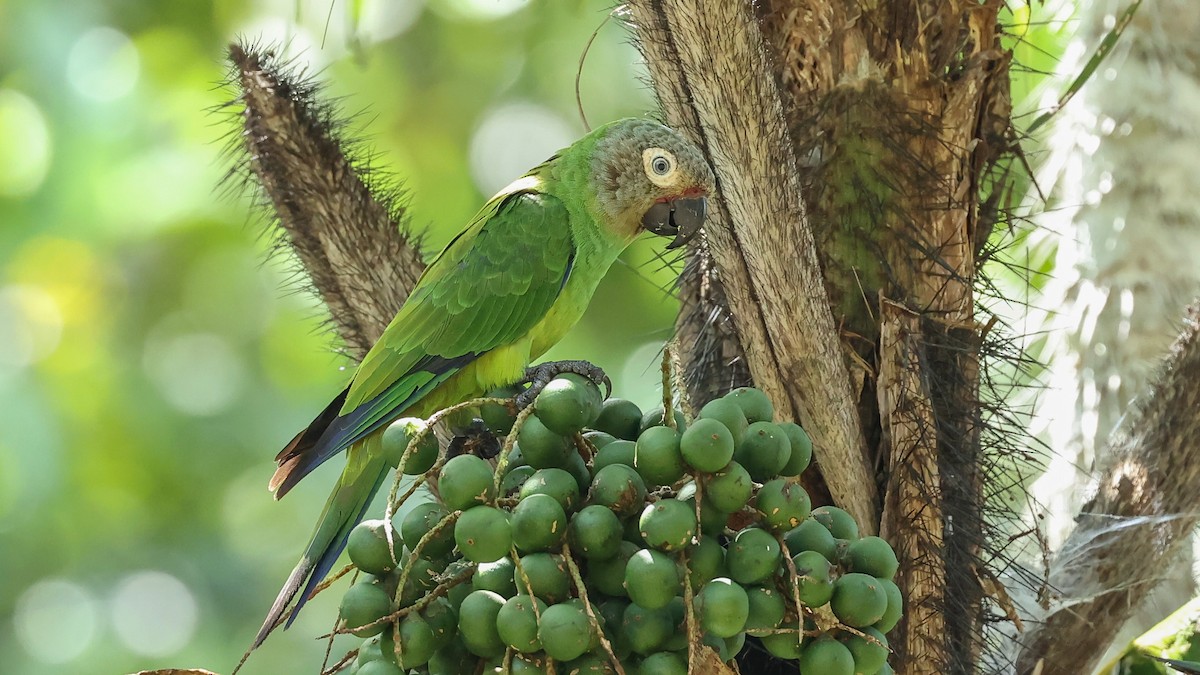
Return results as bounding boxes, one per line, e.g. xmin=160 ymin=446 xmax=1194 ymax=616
xmin=336 ymin=376 xmax=901 ymax=675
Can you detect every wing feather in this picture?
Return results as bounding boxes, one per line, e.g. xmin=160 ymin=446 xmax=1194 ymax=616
xmin=270 ymin=190 xmax=575 ymax=495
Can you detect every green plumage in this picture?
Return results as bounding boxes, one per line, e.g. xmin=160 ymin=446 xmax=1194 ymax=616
xmin=250 ymin=118 xmax=714 ymax=650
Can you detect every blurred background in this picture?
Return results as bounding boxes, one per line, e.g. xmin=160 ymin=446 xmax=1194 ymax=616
xmin=0 ymin=0 xmax=686 ymax=672
xmin=0 ymin=0 xmax=1116 ymax=672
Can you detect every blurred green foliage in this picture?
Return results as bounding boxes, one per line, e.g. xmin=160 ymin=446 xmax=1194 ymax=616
xmin=0 ymin=1 xmax=1076 ymax=673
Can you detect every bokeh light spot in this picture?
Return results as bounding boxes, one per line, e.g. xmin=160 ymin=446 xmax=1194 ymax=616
xmin=110 ymin=570 xmax=198 ymax=657
xmin=67 ymin=27 xmax=141 ymax=101
xmin=15 ymin=579 xmax=99 ymax=664
xmin=0 ymin=285 xmax=64 ymax=369
xmin=434 ymin=0 xmax=530 ymax=20
xmin=143 ymin=331 xmax=246 ymax=416
xmin=468 ymin=102 xmax=574 ymax=196
xmin=0 ymin=90 xmax=52 ymax=197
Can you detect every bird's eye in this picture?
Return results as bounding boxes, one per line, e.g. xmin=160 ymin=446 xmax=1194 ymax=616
xmin=642 ymin=147 xmax=678 ymax=187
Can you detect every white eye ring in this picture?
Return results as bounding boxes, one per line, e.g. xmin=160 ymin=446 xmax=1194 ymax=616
xmin=642 ymin=147 xmax=677 ymax=187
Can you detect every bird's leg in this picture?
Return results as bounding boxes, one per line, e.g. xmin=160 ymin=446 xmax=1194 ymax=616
xmin=514 ymin=359 xmax=612 ymax=409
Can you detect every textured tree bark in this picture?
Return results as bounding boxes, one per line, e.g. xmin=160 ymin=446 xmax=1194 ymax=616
xmin=1016 ymin=302 xmax=1200 ymax=675
xmin=228 ymin=44 xmax=425 ymax=359
xmin=878 ymin=300 xmax=946 ymax=674
xmin=630 ymin=1 xmax=1009 ymax=671
xmin=1031 ymin=0 xmax=1200 ymax=658
xmin=626 ymin=0 xmax=876 ymax=534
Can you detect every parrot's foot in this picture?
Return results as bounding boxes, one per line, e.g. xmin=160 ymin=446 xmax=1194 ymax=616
xmin=515 ymin=360 xmax=612 ymax=409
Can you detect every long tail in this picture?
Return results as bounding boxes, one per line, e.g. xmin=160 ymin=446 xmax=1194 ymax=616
xmin=250 ymin=434 xmax=390 ymax=649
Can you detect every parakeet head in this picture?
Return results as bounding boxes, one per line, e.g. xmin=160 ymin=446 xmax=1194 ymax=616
xmin=588 ymin=118 xmax=715 ymax=249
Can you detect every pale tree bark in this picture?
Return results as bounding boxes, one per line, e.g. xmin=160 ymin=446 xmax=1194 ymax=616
xmin=1017 ymin=302 xmax=1200 ymax=674
xmin=1023 ymin=0 xmax=1200 ymax=668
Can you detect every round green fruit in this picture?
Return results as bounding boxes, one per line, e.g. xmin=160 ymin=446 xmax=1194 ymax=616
xmin=726 ymin=528 xmax=781 ymax=585
xmin=401 ymin=500 xmax=455 ymax=559
xmin=639 ymin=406 xmax=687 ymax=434
xmin=777 ymin=422 xmax=813 ymax=476
xmin=454 ymin=505 xmax=512 ymax=563
xmin=622 ymin=602 xmax=674 ymax=654
xmin=501 ymin=464 xmax=536 ymax=494
xmin=340 ymin=581 xmax=392 ymax=638
xmin=831 ymin=573 xmax=888 ymax=627
xmin=783 ymin=518 xmax=837 ymax=560
xmin=381 ymin=612 xmax=438 ymax=668
xmin=569 ymin=504 xmax=624 ymax=560
xmin=473 ymin=557 xmax=516 ymax=596
xmin=535 ymin=374 xmax=603 ymax=436
xmin=724 ymin=387 xmax=774 ymax=423
xmin=811 ymin=505 xmax=860 ymax=540
xmin=511 ymin=493 xmax=568 ymax=553
xmin=634 ymin=425 xmax=686 ymax=487
xmin=686 ymin=536 xmax=726 ymax=589
xmin=583 ymin=430 xmax=617 ymax=450
xmin=357 ymin=659 xmax=405 ymax=675
xmin=347 ymin=519 xmax=402 ymax=576
xmin=497 ymin=594 xmax=546 ymax=653
xmin=458 ymin=590 xmax=506 ymax=657
xmin=697 ymin=398 xmax=749 ymax=448
xmin=755 ymin=479 xmax=812 ymax=533
xmin=704 ymin=461 xmax=753 ymax=513
xmin=875 ymin=578 xmax=904 ymax=633
xmin=591 ymin=439 xmax=636 ymax=473
xmin=381 ymin=417 xmax=439 ymax=475
xmin=427 ymin=642 xmax=475 ymax=675
xmin=735 ymin=421 xmax=791 ymax=481
xmin=791 ymin=550 xmax=835 ymax=607
xmin=799 ymin=637 xmax=855 ymax=675
xmin=847 ymin=536 xmax=900 ymax=580
xmin=356 ymin=636 xmax=384 ymax=666
xmin=680 ymin=418 xmax=736 ymax=473
xmin=637 ymin=652 xmax=688 ymax=675
xmin=625 ymin=549 xmax=681 ymax=610
xmin=594 ymin=398 xmax=644 ymax=441
xmin=563 ymin=652 xmax=616 ymax=674
xmin=420 ymin=596 xmax=457 ymax=646
xmin=589 ymin=464 xmax=647 ymax=517
xmin=519 ymin=468 xmax=580 ymax=513
xmin=638 ymin=499 xmax=697 ymax=552
xmin=759 ymin=627 xmax=804 ymax=659
xmin=538 ymin=603 xmax=593 ymax=662
xmin=844 ymin=626 xmax=889 ymax=675
xmin=587 ymin=540 xmax=639 ymax=597
xmin=438 ymin=454 xmax=496 ymax=511
xmin=517 ymin=553 xmax=572 ymax=603
xmin=744 ymin=585 xmax=786 ymax=636
xmin=480 ymin=387 xmax=520 ymax=434
xmin=398 ymin=555 xmax=441 ymax=605
xmin=697 ymin=578 xmax=749 ymax=638
xmin=517 ymin=414 xmax=574 ymax=469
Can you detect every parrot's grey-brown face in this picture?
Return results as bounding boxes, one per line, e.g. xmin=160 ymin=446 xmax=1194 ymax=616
xmin=592 ymin=119 xmax=715 ymax=249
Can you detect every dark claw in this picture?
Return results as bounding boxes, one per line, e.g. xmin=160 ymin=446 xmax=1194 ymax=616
xmin=514 ymin=359 xmax=611 ymax=409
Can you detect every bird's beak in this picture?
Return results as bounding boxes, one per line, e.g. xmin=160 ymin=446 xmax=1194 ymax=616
xmin=641 ymin=195 xmax=707 ymax=250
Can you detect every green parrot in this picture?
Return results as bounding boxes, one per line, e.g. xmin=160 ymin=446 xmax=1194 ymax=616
xmin=251 ymin=118 xmax=714 ymax=648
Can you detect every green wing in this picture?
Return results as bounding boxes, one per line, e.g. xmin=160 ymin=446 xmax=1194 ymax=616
xmin=270 ymin=188 xmax=575 ymax=495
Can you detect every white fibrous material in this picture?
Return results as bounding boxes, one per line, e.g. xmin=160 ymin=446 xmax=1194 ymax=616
xmin=1025 ymin=0 xmax=1200 ymax=663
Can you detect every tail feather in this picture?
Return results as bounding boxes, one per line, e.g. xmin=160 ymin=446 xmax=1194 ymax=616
xmin=251 ymin=438 xmax=390 ymax=649
xmin=270 ymin=386 xmax=350 ymax=498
